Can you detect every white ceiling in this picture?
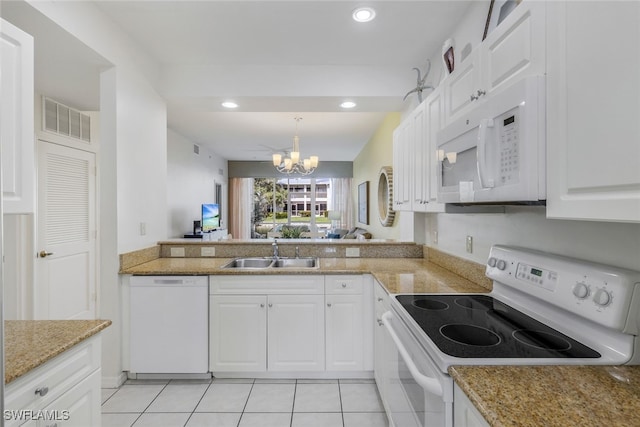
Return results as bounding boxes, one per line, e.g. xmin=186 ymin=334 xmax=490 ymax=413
xmin=2 ymin=1 xmax=474 ymax=162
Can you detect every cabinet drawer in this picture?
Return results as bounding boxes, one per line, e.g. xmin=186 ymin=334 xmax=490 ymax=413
xmin=210 ymin=275 xmax=324 ymax=294
xmin=325 ymin=275 xmax=363 ymax=295
xmin=5 ymin=336 xmax=100 ymax=423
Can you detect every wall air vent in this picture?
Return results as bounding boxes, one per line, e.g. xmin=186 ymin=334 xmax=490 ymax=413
xmin=43 ymin=97 xmax=91 ymax=142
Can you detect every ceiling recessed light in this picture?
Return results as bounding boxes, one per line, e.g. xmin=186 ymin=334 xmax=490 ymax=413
xmin=340 ymin=101 xmax=357 ymax=109
xmin=352 ymin=7 xmax=376 ymax=23
xmin=221 ymin=101 xmax=238 ymax=109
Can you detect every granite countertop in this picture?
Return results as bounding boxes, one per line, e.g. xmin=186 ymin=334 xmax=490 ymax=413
xmin=450 ymin=365 xmax=640 ymax=427
xmin=5 ymin=319 xmax=112 ymax=384
xmin=119 ymin=257 xmax=490 ymax=294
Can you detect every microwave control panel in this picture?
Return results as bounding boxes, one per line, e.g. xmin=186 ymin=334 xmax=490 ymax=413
xmin=499 ymin=107 xmax=520 ymax=185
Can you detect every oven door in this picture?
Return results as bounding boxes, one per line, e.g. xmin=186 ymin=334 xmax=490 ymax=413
xmin=381 ymin=311 xmax=453 ymax=427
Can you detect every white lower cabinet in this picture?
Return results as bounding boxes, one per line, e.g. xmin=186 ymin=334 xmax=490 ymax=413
xmin=268 ymin=294 xmax=325 ymax=371
xmin=209 ymin=274 xmax=372 ymax=376
xmin=209 ymin=295 xmax=268 ymax=372
xmin=373 ymin=279 xmax=393 ymax=419
xmin=209 ymin=275 xmax=325 ymax=374
xmin=454 ymin=384 xmax=489 ymax=427
xmin=325 ymin=276 xmax=364 ymax=371
xmin=5 ymin=336 xmax=102 ymax=427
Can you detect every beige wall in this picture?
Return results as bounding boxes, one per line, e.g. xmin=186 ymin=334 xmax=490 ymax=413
xmin=352 ymin=112 xmax=406 ymax=240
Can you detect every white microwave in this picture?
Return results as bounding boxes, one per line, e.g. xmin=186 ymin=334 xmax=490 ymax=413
xmin=436 ymin=76 xmax=546 ymax=204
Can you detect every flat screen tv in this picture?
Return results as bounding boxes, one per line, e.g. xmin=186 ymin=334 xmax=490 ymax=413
xmin=201 ymin=203 xmax=220 ymax=232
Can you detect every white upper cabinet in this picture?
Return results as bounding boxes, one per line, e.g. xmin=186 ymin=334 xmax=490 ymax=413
xmin=546 ymin=1 xmax=640 ymax=223
xmin=392 ymin=118 xmax=412 ymax=211
xmin=1 ymin=19 xmax=34 ymax=214
xmin=444 ymin=1 xmax=545 ymax=125
xmin=424 ymin=86 xmax=446 ymax=211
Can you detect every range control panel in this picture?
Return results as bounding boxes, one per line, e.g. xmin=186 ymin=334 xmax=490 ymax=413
xmin=486 ymin=245 xmax=640 ymax=333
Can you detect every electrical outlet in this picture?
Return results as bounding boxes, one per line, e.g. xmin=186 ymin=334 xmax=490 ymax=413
xmin=325 ymin=247 xmax=337 ymax=254
xmin=346 ymin=247 xmax=360 ymax=257
xmin=201 ymin=247 xmax=215 ymax=257
xmin=139 ymin=222 xmax=146 ymax=236
xmin=170 ymin=247 xmax=185 ymax=257
xmin=466 ymin=236 xmax=473 ymax=253
xmin=433 ymin=230 xmax=438 ymax=244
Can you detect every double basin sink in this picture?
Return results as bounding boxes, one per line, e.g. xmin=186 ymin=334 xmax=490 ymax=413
xmin=222 ymin=257 xmax=319 ymax=269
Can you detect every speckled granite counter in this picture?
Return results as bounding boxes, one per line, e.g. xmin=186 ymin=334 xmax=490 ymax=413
xmin=449 ymin=365 xmax=640 ymax=427
xmin=119 ymin=257 xmax=491 ymax=294
xmin=5 ymin=319 xmax=112 ymax=384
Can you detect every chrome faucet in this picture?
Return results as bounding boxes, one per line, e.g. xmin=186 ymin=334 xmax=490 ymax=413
xmin=272 ymin=239 xmax=279 ymax=260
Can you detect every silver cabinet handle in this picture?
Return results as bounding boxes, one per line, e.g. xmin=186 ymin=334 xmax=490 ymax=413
xmin=268 ymin=303 xmax=273 ymax=308
xmin=260 ymin=303 xmax=265 ymax=308
xmin=377 ymin=297 xmax=383 ymax=302
xmin=341 ymin=283 xmax=347 ymax=288
xmin=35 ymin=386 xmax=49 ymax=397
xmin=377 ymin=319 xmax=383 ymax=326
xmin=327 ymin=303 xmax=332 ymax=307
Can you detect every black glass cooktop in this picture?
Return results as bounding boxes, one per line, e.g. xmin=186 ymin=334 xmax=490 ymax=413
xmin=396 ymin=294 xmax=601 ymax=359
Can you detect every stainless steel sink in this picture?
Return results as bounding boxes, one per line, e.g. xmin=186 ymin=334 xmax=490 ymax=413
xmin=272 ymin=257 xmax=319 ymax=268
xmin=221 ymin=257 xmax=274 ymax=269
xmin=221 ymin=257 xmax=319 ymax=269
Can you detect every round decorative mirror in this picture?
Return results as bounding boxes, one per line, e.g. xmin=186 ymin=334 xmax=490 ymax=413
xmin=377 ymin=166 xmax=395 ymax=227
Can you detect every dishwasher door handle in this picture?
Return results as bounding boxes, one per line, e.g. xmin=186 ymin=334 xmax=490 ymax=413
xmin=381 ymin=311 xmax=444 ymax=397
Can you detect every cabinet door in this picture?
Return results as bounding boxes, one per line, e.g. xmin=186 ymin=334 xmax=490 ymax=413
xmin=268 ymin=294 xmax=324 ymax=371
xmin=444 ymin=49 xmax=481 ymax=125
xmin=424 ymin=87 xmax=445 ymax=212
xmin=481 ymin=1 xmax=545 ymax=97
xmin=546 ymin=1 xmax=640 ymax=222
xmin=453 ymin=384 xmax=490 ymax=427
xmin=411 ymin=102 xmax=428 ymax=212
xmin=1 ymin=19 xmax=34 ymax=213
xmin=41 ymin=369 xmax=101 ymax=427
xmin=210 ymin=295 xmax=267 ymax=372
xmin=392 ymin=119 xmax=412 ymax=211
xmin=325 ymin=294 xmax=363 ymax=371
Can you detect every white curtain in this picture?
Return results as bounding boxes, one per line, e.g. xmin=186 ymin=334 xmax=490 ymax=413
xmin=330 ymin=178 xmax=354 ymax=230
xmin=228 ymin=178 xmax=253 ymax=239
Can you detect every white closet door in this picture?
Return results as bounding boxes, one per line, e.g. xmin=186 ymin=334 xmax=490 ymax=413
xmin=36 ymin=141 xmax=96 ymax=319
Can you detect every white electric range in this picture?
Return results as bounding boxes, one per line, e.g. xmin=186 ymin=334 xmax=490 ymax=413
xmin=381 ymin=245 xmax=640 ymax=427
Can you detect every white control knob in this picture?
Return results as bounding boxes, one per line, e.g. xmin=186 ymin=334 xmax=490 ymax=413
xmin=497 ymin=260 xmax=507 ymax=271
xmin=488 ymin=257 xmax=497 ymax=268
xmin=572 ymin=282 xmax=590 ymax=299
xmin=593 ymin=289 xmax=612 ymax=307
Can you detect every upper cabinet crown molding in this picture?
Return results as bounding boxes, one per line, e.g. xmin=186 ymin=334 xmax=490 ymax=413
xmin=1 ymin=19 xmax=35 ymax=214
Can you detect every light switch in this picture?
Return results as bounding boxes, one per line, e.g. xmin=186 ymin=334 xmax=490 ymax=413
xmin=170 ymin=247 xmax=185 ymax=257
xmin=346 ymin=247 xmax=360 ymax=257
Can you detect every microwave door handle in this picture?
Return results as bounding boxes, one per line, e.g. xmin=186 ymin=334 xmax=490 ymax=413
xmin=477 ymin=118 xmax=495 ymax=188
xmin=381 ymin=312 xmax=444 ymax=397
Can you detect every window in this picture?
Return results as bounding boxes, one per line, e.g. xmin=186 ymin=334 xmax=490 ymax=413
xmin=252 ymin=177 xmax=332 ymax=238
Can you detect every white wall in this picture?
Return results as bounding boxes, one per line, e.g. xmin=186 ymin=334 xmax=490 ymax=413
xmin=167 ymin=128 xmax=227 ymax=237
xmin=419 ymin=1 xmax=640 ymax=271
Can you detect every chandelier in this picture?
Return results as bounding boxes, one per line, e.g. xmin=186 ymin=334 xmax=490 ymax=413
xmin=272 ymin=116 xmax=319 ymax=176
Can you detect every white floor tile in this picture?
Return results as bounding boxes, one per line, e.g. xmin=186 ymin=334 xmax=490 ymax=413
xmin=101 ymin=385 xmax=165 ymax=413
xmin=212 ymin=378 xmax=255 ymax=384
xmin=147 ymin=383 xmax=209 ymax=413
xmin=185 ymin=413 xmax=241 ymax=427
xmin=132 ymin=412 xmax=191 ymax=426
xmin=238 ymin=412 xmax=292 ymax=427
xmin=102 ymin=388 xmax=118 ymax=404
xmin=195 ymin=383 xmax=252 ymax=412
xmin=294 ymin=383 xmax=341 ymax=412
xmin=244 ymin=383 xmax=295 ymax=413
xmin=343 ymin=412 xmax=389 ymax=427
xmin=254 ymin=378 xmax=296 ymax=384
xmin=101 ymin=412 xmax=140 ymax=427
xmin=292 ymin=412 xmax=344 ymax=427
xmin=339 ymin=384 xmax=385 ymax=412
xmin=297 ymin=379 xmax=338 ymax=384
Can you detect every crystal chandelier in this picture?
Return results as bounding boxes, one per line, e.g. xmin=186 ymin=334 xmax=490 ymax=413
xmin=272 ymin=117 xmax=319 ymax=176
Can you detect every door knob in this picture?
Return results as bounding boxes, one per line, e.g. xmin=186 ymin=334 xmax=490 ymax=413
xmin=39 ymin=251 xmax=54 ymax=258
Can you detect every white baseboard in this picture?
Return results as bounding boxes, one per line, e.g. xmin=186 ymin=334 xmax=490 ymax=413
xmin=101 ymin=371 xmax=128 ymax=388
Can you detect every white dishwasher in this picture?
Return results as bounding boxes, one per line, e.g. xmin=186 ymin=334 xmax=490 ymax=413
xmin=129 ymin=276 xmax=209 ymax=377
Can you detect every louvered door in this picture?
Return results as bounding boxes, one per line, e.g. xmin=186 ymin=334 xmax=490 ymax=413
xmin=37 ymin=141 xmax=96 ymax=319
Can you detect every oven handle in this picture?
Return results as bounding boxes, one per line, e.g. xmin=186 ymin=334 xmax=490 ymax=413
xmin=477 ymin=118 xmax=495 ymax=189
xmin=381 ymin=311 xmax=444 ymax=397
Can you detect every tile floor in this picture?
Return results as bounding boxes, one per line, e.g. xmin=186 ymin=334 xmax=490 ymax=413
xmin=101 ymin=378 xmax=389 ymax=427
